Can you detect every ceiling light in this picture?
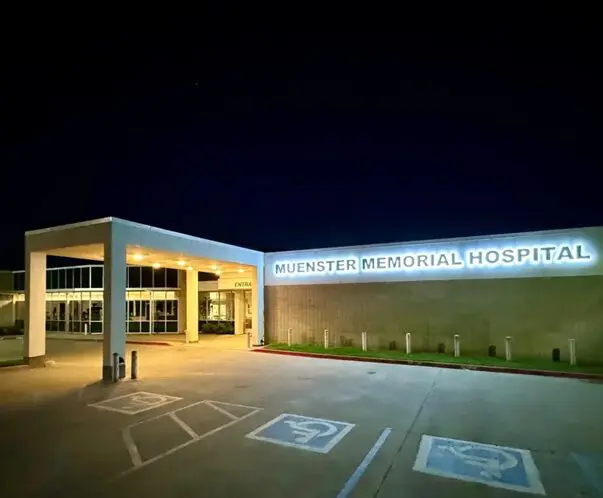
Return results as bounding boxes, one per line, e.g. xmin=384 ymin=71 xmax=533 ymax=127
xmin=187 ymin=266 xmax=193 ymax=271
xmin=132 ymin=254 xmax=144 ymax=262
xmin=152 ymin=262 xmax=161 ymax=269
xmin=238 ymin=268 xmax=245 ymax=273
xmin=215 ymin=270 xmax=221 ymax=276
xmin=177 ymin=260 xmax=185 ymax=266
xmin=211 ymin=264 xmax=218 ymax=270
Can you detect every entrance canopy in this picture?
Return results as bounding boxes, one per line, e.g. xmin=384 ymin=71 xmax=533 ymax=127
xmin=24 ymin=217 xmax=265 ymax=379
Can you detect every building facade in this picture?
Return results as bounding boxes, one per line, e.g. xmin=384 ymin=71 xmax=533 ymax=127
xmin=3 ymin=219 xmax=603 ymax=369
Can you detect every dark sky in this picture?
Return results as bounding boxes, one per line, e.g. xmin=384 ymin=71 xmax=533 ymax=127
xmin=1 ymin=21 xmax=601 ymax=269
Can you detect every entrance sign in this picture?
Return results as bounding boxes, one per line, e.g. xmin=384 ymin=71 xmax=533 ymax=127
xmin=413 ymin=435 xmax=545 ymax=494
xmin=245 ymin=413 xmax=355 ymax=453
xmin=265 ymin=228 xmax=602 ymax=285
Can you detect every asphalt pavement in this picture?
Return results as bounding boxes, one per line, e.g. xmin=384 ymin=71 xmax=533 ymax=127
xmin=0 ymin=340 xmax=602 ymax=498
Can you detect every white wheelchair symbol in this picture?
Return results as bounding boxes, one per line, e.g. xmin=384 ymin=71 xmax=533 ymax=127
xmin=122 ymin=393 xmax=168 ymax=410
xmin=437 ymin=443 xmax=519 ymax=480
xmin=284 ymin=419 xmax=338 ymax=444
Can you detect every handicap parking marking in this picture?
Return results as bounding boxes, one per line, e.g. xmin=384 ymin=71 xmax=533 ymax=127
xmin=88 ymin=391 xmax=182 ymax=415
xmin=118 ymin=400 xmax=263 ymax=477
xmin=245 ymin=413 xmax=355 ymax=454
xmin=413 ymin=435 xmax=545 ymax=495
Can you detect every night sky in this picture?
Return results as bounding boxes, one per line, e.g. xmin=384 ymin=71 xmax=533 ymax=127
xmin=2 ymin=22 xmax=601 ymax=269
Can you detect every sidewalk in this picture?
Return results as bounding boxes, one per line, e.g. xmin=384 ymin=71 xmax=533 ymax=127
xmin=46 ymin=332 xmax=250 ymax=349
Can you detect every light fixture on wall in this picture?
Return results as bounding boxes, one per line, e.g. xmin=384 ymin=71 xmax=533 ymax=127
xmin=152 ymin=262 xmax=161 ymax=269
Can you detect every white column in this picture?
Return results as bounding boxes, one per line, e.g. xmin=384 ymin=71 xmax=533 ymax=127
xmin=24 ymin=251 xmax=46 ymax=366
xmin=185 ymin=269 xmax=199 ymax=343
xmin=11 ymin=294 xmax=16 ymax=326
xmin=251 ymin=264 xmax=264 ymax=345
xmin=234 ymin=291 xmax=245 ymax=335
xmin=103 ymin=233 xmax=127 ymax=380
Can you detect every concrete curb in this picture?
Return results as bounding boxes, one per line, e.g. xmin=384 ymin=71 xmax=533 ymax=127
xmin=253 ymin=348 xmax=603 ymax=381
xmin=46 ymin=337 xmax=173 ymax=347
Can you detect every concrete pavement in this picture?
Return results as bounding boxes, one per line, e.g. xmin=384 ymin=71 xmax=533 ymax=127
xmin=0 ymin=340 xmax=601 ymax=498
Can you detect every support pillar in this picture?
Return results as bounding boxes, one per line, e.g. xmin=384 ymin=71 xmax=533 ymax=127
xmin=177 ymin=270 xmax=186 ymax=333
xmin=234 ymin=291 xmax=245 ymax=335
xmin=185 ymin=269 xmax=199 ymax=343
xmin=102 ymin=232 xmax=127 ymax=381
xmin=251 ymin=263 xmax=264 ymax=345
xmin=24 ymin=251 xmax=46 ymax=366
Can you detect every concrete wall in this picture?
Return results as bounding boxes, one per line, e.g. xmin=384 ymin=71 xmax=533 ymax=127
xmin=265 ymin=275 xmax=603 ymax=362
xmin=0 ymin=294 xmax=15 ymax=327
xmin=0 ymin=271 xmax=13 ymax=291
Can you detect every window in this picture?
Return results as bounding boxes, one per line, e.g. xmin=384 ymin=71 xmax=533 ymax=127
xmin=153 ymin=268 xmax=166 ymax=288
xmin=128 ymin=266 xmax=141 ymax=288
xmin=91 ymin=267 xmax=103 ymax=288
xmin=166 ymin=269 xmax=178 ymax=288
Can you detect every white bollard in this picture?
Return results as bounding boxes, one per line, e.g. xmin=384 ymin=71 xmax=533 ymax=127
xmin=453 ymin=334 xmax=460 ymax=357
xmin=361 ymin=331 xmax=368 ymax=352
xmin=84 ymin=323 xmax=88 ymax=335
xmin=324 ymin=329 xmax=329 ymax=349
xmin=247 ymin=332 xmax=252 ymax=349
xmin=568 ymin=338 xmax=576 ymax=366
xmin=505 ymin=336 xmax=512 ymax=361
xmin=287 ymin=328 xmax=292 ymax=346
xmin=405 ymin=332 xmax=412 ymax=354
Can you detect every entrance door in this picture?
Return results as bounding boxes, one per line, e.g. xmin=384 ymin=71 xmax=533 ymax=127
xmin=244 ymin=290 xmax=252 ymax=332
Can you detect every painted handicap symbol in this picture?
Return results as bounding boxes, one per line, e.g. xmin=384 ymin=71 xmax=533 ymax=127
xmin=436 ymin=442 xmax=518 ymax=480
xmin=283 ymin=419 xmax=338 ymax=444
xmin=246 ymin=413 xmax=356 ymax=453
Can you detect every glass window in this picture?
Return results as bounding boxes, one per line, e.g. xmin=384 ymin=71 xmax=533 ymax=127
xmin=91 ymin=267 xmax=103 ymax=288
xmin=66 ymin=269 xmax=73 ymax=289
xmin=59 ymin=269 xmax=66 ymax=289
xmin=128 ymin=267 xmax=141 ymax=288
xmin=74 ymin=268 xmax=81 ymax=288
xmin=166 ymin=269 xmax=178 ymax=288
xmin=141 ymin=267 xmax=152 ymax=288
xmin=153 ymin=268 xmax=166 ymax=288
xmin=82 ymin=267 xmax=90 ymax=288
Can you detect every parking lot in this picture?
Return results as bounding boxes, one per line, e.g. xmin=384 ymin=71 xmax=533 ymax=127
xmin=1 ymin=340 xmax=602 ymax=498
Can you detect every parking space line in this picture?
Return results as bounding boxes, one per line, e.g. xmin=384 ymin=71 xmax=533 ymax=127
xmin=205 ymin=401 xmax=238 ymax=420
xmin=117 ymin=400 xmax=263 ymax=478
xmin=336 ymin=428 xmax=392 ymax=498
xmin=169 ymin=412 xmax=198 ymax=438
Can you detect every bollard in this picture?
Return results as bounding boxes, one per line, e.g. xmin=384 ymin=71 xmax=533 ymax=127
xmin=247 ymin=332 xmax=252 ymax=349
xmin=569 ymin=338 xmax=576 ymax=366
xmin=453 ymin=334 xmax=460 ymax=357
xmin=287 ymin=328 xmax=292 ymax=347
xmin=84 ymin=323 xmax=88 ymax=335
xmin=112 ymin=352 xmax=119 ymax=382
xmin=405 ymin=332 xmax=412 ymax=354
xmin=324 ymin=329 xmax=329 ymax=349
xmin=505 ymin=336 xmax=512 ymax=361
xmin=361 ymin=331 xmax=367 ymax=352
xmin=131 ymin=350 xmax=138 ymax=380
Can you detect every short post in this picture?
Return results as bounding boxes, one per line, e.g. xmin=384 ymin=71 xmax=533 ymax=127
xmin=287 ymin=328 xmax=293 ymax=346
xmin=84 ymin=323 xmax=88 ymax=335
xmin=112 ymin=352 xmax=119 ymax=382
xmin=405 ymin=332 xmax=412 ymax=354
xmin=568 ymin=338 xmax=576 ymax=366
xmin=131 ymin=350 xmax=138 ymax=380
xmin=324 ymin=329 xmax=329 ymax=349
xmin=247 ymin=331 xmax=252 ymax=349
xmin=361 ymin=331 xmax=368 ymax=352
xmin=505 ymin=336 xmax=512 ymax=361
xmin=453 ymin=334 xmax=460 ymax=357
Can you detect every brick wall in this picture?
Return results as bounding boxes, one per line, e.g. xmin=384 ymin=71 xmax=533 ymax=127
xmin=265 ymin=276 xmax=603 ymax=362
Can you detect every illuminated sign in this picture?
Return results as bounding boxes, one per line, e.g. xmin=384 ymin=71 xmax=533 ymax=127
xmin=273 ymin=243 xmax=595 ymax=278
xmin=234 ymin=281 xmax=252 ymax=288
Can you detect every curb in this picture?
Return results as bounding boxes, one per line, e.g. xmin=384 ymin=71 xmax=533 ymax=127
xmin=253 ymin=348 xmax=603 ymax=381
xmin=46 ymin=337 xmax=173 ymax=347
